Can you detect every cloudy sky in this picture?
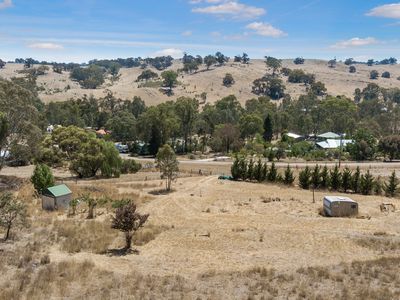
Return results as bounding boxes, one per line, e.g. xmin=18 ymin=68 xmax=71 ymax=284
xmin=0 ymin=0 xmax=400 ymax=62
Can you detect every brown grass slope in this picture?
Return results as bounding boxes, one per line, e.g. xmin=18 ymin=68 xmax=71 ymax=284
xmin=1 ymin=59 xmax=399 ymax=105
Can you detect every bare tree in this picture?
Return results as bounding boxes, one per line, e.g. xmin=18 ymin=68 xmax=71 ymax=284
xmin=111 ymin=202 xmax=149 ymax=251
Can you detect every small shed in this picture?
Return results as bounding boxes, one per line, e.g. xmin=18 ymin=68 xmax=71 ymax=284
xmin=42 ymin=184 xmax=72 ymax=210
xmin=323 ymin=196 xmax=358 ymax=217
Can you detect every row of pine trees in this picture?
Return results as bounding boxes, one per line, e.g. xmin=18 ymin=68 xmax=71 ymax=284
xmin=231 ymin=157 xmax=398 ymax=197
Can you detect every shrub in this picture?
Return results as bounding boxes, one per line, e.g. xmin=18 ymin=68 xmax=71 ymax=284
xmin=299 ymin=167 xmax=311 ymax=189
xmin=349 ymin=66 xmax=356 ymax=73
xmin=370 ymin=70 xmax=379 ymax=80
xmin=120 ymin=159 xmax=142 ymax=174
xmin=293 ymin=57 xmax=305 ymax=65
xmin=382 ymin=71 xmax=391 ymax=79
xmin=223 ymin=73 xmax=234 ymax=87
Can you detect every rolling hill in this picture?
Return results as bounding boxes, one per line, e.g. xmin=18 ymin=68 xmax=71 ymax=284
xmin=1 ymin=59 xmax=399 ymax=105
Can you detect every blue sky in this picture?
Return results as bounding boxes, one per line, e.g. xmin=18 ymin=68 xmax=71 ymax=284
xmin=0 ymin=0 xmax=400 ymax=62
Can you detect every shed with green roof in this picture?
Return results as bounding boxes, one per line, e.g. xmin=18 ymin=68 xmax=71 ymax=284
xmin=42 ymin=184 xmax=72 ymax=210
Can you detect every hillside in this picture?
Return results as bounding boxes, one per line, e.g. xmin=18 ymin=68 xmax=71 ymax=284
xmin=1 ymin=59 xmax=400 ymax=105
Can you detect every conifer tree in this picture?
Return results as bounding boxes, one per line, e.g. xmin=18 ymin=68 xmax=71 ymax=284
xmin=330 ymin=165 xmax=342 ymax=191
xmin=299 ymin=166 xmax=311 ymax=189
xmin=267 ymin=162 xmax=277 ymax=182
xmin=254 ymin=158 xmax=263 ymax=182
xmin=374 ymin=176 xmax=383 ymax=196
xmin=341 ymin=167 xmax=352 ymax=193
xmin=352 ymin=167 xmax=361 ymax=194
xmin=360 ymin=170 xmax=374 ymax=195
xmin=261 ymin=163 xmax=268 ymax=182
xmin=247 ymin=159 xmax=254 ymax=181
xmin=320 ymin=165 xmax=329 ymax=189
xmin=283 ymin=165 xmax=295 ymax=185
xmin=311 ymin=165 xmax=321 ymax=189
xmin=384 ymin=171 xmax=398 ymax=197
xmin=231 ymin=156 xmax=241 ymax=180
xmin=238 ymin=157 xmax=248 ymax=181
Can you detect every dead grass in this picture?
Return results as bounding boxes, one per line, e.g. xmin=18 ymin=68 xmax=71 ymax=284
xmin=52 ymin=219 xmax=117 ymax=254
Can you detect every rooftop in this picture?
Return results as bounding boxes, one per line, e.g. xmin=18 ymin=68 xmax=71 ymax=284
xmin=324 ymin=196 xmax=357 ymax=203
xmin=44 ymin=184 xmax=72 ymax=197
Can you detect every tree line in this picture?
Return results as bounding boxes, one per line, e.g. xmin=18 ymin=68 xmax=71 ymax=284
xmin=231 ymin=156 xmax=399 ymax=198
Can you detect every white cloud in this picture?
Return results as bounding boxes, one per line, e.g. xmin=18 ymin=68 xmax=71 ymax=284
xmin=366 ymin=3 xmax=400 ymax=19
xmin=182 ymin=30 xmax=193 ymax=37
xmin=151 ymin=48 xmax=183 ymax=58
xmin=192 ymin=1 xmax=265 ymax=20
xmin=28 ymin=43 xmax=64 ymax=50
xmin=0 ymin=0 xmax=12 ymax=10
xmin=331 ymin=37 xmax=378 ymax=49
xmin=246 ymin=22 xmax=286 ymax=38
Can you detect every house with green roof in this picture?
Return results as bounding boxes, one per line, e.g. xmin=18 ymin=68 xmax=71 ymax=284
xmin=42 ymin=184 xmax=72 ymax=210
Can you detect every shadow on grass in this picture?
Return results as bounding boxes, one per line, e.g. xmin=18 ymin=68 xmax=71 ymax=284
xmin=106 ymin=248 xmax=140 ymax=257
xmin=148 ymin=189 xmax=175 ymax=195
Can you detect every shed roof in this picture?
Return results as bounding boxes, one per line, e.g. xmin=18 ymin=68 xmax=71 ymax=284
xmin=45 ymin=184 xmax=72 ymax=197
xmin=324 ymin=196 xmax=357 ymax=204
xmin=317 ymin=132 xmax=340 ymax=139
xmin=286 ymin=132 xmax=303 ymax=139
xmin=317 ymin=139 xmax=353 ymax=149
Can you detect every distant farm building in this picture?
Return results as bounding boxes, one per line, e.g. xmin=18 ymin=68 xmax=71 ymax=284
xmin=317 ymin=132 xmax=341 ymax=139
xmin=42 ymin=184 xmax=72 ymax=210
xmin=323 ymin=196 xmax=358 ymax=217
xmin=317 ymin=139 xmax=353 ymax=150
xmin=286 ymin=132 xmax=303 ymax=141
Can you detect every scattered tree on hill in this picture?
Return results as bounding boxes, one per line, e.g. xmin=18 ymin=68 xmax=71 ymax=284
xmin=328 ymin=59 xmax=336 ymax=68
xmin=367 ymin=59 xmax=374 ymax=66
xmin=52 ymin=64 xmax=63 ymax=74
xmin=137 ymin=69 xmax=158 ymax=82
xmin=344 ymin=58 xmax=354 ymax=66
xmin=0 ymin=59 xmax=6 ymax=69
xmin=384 ymin=171 xmax=398 ymax=197
xmin=361 ymin=83 xmax=381 ymax=101
xmin=299 ymin=167 xmax=311 ymax=189
xmin=242 ymin=53 xmax=250 ymax=64
xmin=370 ymin=70 xmax=379 ymax=80
xmin=252 ymin=76 xmax=286 ymax=99
xmin=382 ymin=71 xmax=391 ymax=79
xmin=234 ymin=55 xmax=242 ymax=63
xmin=265 ymin=56 xmax=282 ymax=75
xmin=70 ymin=65 xmax=105 ymax=89
xmin=293 ymin=57 xmax=305 ymax=65
xmin=349 ymin=66 xmax=356 ymax=73
xmin=156 ymin=144 xmax=179 ymax=191
xmin=310 ymin=81 xmax=327 ymax=96
xmin=0 ymin=193 xmax=27 ymax=241
xmin=112 ymin=201 xmax=149 ymax=251
xmin=215 ymin=52 xmax=229 ymax=65
xmin=31 ymin=164 xmax=55 ymax=195
xmin=161 ymin=70 xmax=178 ymax=95
xmin=223 ymin=73 xmax=235 ymax=87
xmin=204 ymin=55 xmax=217 ymax=70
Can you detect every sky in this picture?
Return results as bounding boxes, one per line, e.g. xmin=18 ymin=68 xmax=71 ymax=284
xmin=0 ymin=0 xmax=400 ymax=63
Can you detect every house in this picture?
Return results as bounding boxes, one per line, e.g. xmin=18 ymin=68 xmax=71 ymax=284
xmin=42 ymin=184 xmax=72 ymax=210
xmin=323 ymin=196 xmax=358 ymax=217
xmin=316 ymin=139 xmax=353 ymax=150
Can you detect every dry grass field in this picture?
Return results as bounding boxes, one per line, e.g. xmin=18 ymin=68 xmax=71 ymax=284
xmin=1 ymin=169 xmax=400 ymax=299
xmin=1 ymin=59 xmax=399 ymax=105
